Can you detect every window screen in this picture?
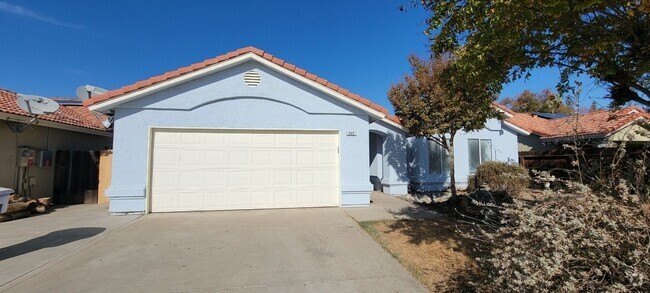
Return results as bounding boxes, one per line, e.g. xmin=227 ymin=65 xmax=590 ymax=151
xmin=469 ymin=139 xmax=492 ymax=173
xmin=428 ymin=141 xmax=450 ymax=174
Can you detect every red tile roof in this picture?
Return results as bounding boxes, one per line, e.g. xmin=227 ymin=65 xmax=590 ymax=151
xmin=83 ymin=46 xmax=398 ymax=124
xmin=0 ymin=89 xmax=109 ymax=131
xmin=501 ymin=103 xmax=650 ymax=140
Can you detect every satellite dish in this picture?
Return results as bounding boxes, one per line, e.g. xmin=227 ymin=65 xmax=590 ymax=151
xmin=76 ymin=85 xmax=108 ymax=100
xmin=16 ymin=94 xmax=60 ymax=115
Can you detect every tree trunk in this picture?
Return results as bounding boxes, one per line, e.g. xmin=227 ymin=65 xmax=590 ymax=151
xmin=448 ymin=135 xmax=457 ymax=197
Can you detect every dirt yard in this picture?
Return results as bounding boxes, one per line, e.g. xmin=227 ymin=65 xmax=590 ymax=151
xmin=359 ymin=217 xmax=483 ymax=292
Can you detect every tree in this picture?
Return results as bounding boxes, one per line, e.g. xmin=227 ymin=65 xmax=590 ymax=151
xmin=418 ymin=0 xmax=650 ymax=107
xmin=388 ymin=55 xmax=499 ymax=196
xmin=501 ymin=89 xmax=573 ymax=114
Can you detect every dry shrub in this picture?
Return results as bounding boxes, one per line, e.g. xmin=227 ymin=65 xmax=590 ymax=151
xmin=472 ymin=161 xmax=530 ymax=197
xmin=465 ymin=187 xmax=650 ymax=292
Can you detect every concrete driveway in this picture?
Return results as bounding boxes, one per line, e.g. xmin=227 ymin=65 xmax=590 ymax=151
xmin=0 ymin=204 xmax=139 ymax=290
xmin=1 ymin=208 xmax=426 ymax=292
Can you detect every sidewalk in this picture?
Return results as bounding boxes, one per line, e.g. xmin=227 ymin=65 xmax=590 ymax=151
xmin=343 ymin=191 xmax=441 ymax=222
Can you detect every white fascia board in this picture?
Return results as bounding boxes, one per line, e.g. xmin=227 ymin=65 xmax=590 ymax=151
xmin=89 ymin=53 xmax=386 ymax=120
xmin=376 ymin=117 xmax=406 ymax=131
xmin=502 ymin=120 xmax=531 ymax=135
xmin=603 ymin=117 xmax=648 ymax=138
xmin=88 ymin=55 xmax=253 ymax=112
xmin=0 ymin=112 xmax=113 ymax=137
xmin=493 ymin=106 xmax=514 ymax=118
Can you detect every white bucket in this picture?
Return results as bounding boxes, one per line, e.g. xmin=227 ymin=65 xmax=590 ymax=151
xmin=0 ymin=187 xmax=14 ymax=214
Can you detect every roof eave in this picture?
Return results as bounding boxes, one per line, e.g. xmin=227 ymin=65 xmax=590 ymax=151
xmin=87 ymin=53 xmax=386 ymax=120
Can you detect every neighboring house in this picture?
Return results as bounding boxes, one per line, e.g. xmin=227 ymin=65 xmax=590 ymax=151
xmin=502 ymin=105 xmax=650 ymax=151
xmin=0 ymin=88 xmax=113 ymax=198
xmin=83 ymin=47 xmax=521 ymax=214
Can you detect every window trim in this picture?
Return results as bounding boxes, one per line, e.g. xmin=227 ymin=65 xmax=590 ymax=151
xmin=468 ymin=138 xmax=492 ymax=173
xmin=428 ymin=141 xmax=449 ymax=175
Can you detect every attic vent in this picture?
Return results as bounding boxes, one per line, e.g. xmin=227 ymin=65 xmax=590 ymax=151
xmin=243 ymin=70 xmax=261 ymax=87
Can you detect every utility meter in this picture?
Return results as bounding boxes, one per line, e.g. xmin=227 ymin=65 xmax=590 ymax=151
xmin=17 ymin=148 xmax=36 ymax=167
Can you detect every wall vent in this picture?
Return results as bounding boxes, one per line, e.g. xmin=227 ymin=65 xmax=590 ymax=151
xmin=243 ymin=70 xmax=261 ymax=87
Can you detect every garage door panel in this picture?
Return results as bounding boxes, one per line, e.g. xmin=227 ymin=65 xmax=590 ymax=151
xmin=180 ymin=151 xmax=203 ymax=167
xmin=205 ymin=171 xmax=227 ymax=187
xmin=274 ymin=190 xmax=295 ymax=206
xmin=181 ymin=132 xmax=204 ymax=146
xmin=229 ymin=133 xmax=253 ymax=146
xmin=251 ymin=191 xmax=272 ymax=207
xmin=228 ymin=150 xmax=249 ymax=166
xmin=251 ymin=170 xmax=273 ymax=185
xmin=228 ymin=171 xmax=249 ymax=186
xmin=178 ymin=192 xmax=204 ymax=210
xmin=204 ymin=192 xmax=226 ymax=209
xmin=152 ymin=192 xmax=179 ymax=212
xmin=151 ymin=130 xmax=339 ymax=212
xmin=179 ymin=171 xmax=203 ymax=187
xmin=152 ymin=171 xmax=178 ymax=188
xmin=296 ymin=190 xmax=315 ymax=205
xmin=153 ymin=150 xmax=179 ymax=167
xmin=227 ymin=191 xmax=252 ymax=208
xmin=205 ymin=151 xmax=226 ymax=167
xmin=296 ymin=171 xmax=314 ymax=185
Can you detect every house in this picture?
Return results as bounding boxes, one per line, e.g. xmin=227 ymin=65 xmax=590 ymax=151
xmin=503 ymin=105 xmax=650 ymax=151
xmin=83 ymin=46 xmax=522 ymax=214
xmin=0 ymin=89 xmax=112 ymax=200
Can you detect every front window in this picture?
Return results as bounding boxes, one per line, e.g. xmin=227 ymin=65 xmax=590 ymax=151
xmin=428 ymin=141 xmax=450 ymax=174
xmin=468 ymin=139 xmax=492 ymax=173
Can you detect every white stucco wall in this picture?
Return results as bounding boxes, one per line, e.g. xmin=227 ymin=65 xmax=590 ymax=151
xmin=408 ymin=118 xmax=520 ymax=191
xmin=106 ymin=60 xmax=382 ymax=213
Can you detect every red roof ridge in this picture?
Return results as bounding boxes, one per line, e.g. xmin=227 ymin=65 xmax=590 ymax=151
xmin=83 ymin=46 xmax=400 ymax=125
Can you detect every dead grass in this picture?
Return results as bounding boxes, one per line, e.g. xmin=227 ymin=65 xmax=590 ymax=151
xmin=360 ymin=217 xmax=484 ymax=292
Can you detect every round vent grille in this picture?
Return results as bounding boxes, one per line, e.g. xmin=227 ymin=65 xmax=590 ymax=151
xmin=243 ymin=70 xmax=261 ymax=87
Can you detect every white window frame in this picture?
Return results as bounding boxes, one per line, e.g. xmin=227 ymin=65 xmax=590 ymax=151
xmin=428 ymin=141 xmax=449 ymax=175
xmin=468 ymin=138 xmax=492 ymax=173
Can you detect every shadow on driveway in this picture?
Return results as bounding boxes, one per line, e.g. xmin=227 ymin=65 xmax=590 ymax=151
xmin=0 ymin=227 xmax=106 ymax=261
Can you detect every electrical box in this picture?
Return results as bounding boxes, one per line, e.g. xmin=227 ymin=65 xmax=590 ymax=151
xmin=36 ymin=151 xmax=53 ymax=167
xmin=17 ymin=147 xmax=37 ymax=167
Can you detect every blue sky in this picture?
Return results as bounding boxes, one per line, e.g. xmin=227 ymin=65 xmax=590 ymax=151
xmin=0 ymin=0 xmax=610 ymax=112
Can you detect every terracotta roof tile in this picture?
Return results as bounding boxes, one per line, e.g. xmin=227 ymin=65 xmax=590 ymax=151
xmin=271 ymin=57 xmax=285 ymax=66
xmin=294 ymin=68 xmax=307 ymax=76
xmin=82 ymin=46 xmax=400 ymax=125
xmin=500 ymin=102 xmax=650 ymax=140
xmin=0 ymin=89 xmax=109 ymax=131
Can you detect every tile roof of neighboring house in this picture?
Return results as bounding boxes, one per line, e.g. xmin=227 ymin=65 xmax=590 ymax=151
xmin=501 ymin=103 xmax=650 ymax=140
xmin=82 ymin=46 xmax=402 ymax=124
xmin=0 ymin=89 xmax=109 ymax=131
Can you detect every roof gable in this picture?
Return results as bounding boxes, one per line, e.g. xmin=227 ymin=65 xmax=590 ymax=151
xmin=84 ymin=46 xmax=402 ymax=127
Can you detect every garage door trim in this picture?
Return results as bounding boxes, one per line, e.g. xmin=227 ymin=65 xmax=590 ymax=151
xmin=145 ymin=127 xmax=341 ymax=213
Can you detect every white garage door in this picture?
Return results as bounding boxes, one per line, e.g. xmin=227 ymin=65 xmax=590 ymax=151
xmin=149 ymin=129 xmax=340 ymax=212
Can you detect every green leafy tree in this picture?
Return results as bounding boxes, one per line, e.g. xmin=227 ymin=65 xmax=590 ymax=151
xmin=388 ymin=55 xmax=499 ymax=196
xmin=418 ymin=0 xmax=650 ymax=107
xmin=501 ymin=89 xmax=573 ymax=114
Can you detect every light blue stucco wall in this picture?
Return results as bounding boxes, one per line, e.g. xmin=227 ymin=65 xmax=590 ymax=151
xmin=106 ymin=60 xmax=376 ymax=213
xmin=408 ymin=118 xmax=520 ymax=192
xmin=369 ymin=120 xmax=409 ymax=194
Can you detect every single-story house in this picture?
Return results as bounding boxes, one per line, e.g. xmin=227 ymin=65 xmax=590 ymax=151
xmin=0 ymin=89 xmax=113 ymax=199
xmin=84 ymin=46 xmax=522 ymax=214
xmin=502 ymin=105 xmax=650 ymax=151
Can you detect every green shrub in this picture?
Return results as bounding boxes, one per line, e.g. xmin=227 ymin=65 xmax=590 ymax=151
xmin=473 ymin=161 xmax=529 ymax=197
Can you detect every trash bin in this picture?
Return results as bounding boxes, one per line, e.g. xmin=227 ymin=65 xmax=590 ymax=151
xmin=0 ymin=187 xmax=14 ymax=214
